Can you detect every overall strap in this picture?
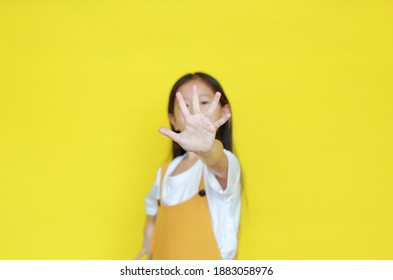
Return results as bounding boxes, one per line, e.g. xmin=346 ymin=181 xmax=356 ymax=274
xmin=159 ymin=162 xmax=170 ymax=202
xmin=159 ymin=162 xmax=206 ymax=204
xmin=198 ymin=168 xmax=205 ymax=191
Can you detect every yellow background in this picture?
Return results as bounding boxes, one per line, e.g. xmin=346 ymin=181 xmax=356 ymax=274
xmin=1 ymin=0 xmax=392 ymax=259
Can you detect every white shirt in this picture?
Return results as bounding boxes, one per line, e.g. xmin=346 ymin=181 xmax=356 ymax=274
xmin=145 ymin=149 xmax=241 ymax=260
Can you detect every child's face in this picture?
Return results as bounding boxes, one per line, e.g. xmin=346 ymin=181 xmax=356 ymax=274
xmin=169 ymin=78 xmax=230 ymax=132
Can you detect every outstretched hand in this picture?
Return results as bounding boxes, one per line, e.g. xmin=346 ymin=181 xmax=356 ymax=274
xmin=159 ymin=85 xmax=231 ymax=155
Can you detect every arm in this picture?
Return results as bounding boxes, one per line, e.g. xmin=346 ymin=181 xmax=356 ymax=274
xmin=135 ymin=215 xmax=156 ymax=260
xmin=197 ymin=139 xmax=228 ymax=190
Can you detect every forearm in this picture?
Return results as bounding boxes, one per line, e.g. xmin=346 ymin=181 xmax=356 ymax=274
xmin=144 ymin=215 xmax=156 ymax=234
xmin=144 ymin=215 xmax=156 ymax=242
xmin=146 ymin=215 xmax=156 ymax=224
xmin=197 ymin=139 xmax=228 ymax=188
xmin=135 ymin=215 xmax=156 ymax=260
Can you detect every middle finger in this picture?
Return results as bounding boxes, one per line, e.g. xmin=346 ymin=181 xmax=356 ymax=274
xmin=192 ymin=85 xmax=201 ymax=114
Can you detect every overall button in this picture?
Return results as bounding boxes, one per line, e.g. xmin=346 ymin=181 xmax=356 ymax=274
xmin=199 ymin=189 xmax=206 ymax=197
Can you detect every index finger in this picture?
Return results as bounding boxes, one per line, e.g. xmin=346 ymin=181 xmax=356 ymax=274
xmin=206 ymin=92 xmax=221 ymax=118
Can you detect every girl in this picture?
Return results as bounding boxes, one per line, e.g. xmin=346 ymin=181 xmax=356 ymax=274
xmin=135 ymin=72 xmax=241 ymax=260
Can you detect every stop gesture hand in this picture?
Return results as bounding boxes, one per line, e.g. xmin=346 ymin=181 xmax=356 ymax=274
xmin=159 ymin=85 xmax=231 ymax=155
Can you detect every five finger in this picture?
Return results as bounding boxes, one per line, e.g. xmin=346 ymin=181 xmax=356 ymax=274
xmin=214 ymin=112 xmax=232 ymax=128
xmin=159 ymin=127 xmax=180 ymax=143
xmin=176 ymin=92 xmax=190 ymax=118
xmin=206 ymin=92 xmax=221 ymax=119
xmin=192 ymin=85 xmax=201 ymax=114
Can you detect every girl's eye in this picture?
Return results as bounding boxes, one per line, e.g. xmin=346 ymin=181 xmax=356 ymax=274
xmin=185 ymin=102 xmax=208 ymax=107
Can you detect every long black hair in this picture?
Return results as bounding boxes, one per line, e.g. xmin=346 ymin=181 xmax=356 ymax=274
xmin=167 ymin=72 xmax=232 ymax=159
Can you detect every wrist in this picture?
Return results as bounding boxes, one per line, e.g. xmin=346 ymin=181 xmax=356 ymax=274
xmin=197 ymin=139 xmax=223 ymax=165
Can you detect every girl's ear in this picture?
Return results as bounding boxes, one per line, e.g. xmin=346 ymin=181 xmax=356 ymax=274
xmin=169 ymin=113 xmax=177 ymax=130
xmin=221 ymin=104 xmax=231 ymax=117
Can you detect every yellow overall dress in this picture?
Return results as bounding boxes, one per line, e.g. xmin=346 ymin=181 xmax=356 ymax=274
xmin=150 ymin=163 xmax=222 ymax=260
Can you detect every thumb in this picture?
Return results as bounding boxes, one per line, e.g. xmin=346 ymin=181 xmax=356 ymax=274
xmin=159 ymin=127 xmax=180 ymax=142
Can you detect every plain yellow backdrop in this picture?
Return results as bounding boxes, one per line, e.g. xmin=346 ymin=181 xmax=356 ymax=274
xmin=0 ymin=0 xmax=392 ymax=259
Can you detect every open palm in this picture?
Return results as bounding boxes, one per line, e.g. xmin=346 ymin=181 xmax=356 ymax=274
xmin=159 ymin=85 xmax=231 ymax=155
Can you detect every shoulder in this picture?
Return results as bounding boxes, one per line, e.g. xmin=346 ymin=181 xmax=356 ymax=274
xmin=223 ymin=149 xmax=240 ymax=161
xmin=223 ymin=149 xmax=241 ymax=173
xmin=155 ymin=154 xmax=187 ymax=181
